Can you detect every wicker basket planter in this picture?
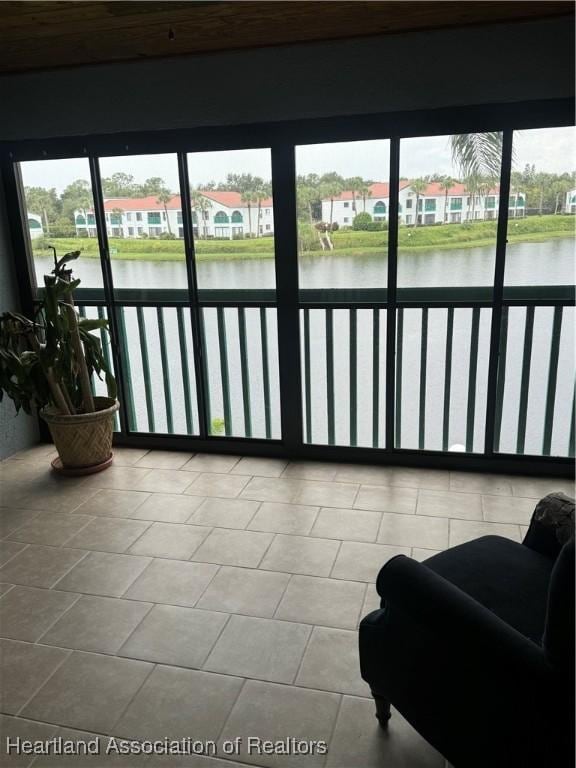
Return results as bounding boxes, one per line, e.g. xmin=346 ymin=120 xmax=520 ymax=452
xmin=41 ymin=396 xmax=119 ymax=470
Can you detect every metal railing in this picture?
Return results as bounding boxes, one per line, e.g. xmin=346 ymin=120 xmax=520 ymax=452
xmin=74 ymin=283 xmax=575 ymax=460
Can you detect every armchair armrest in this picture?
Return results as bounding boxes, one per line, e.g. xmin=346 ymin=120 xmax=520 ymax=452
xmin=366 ymin=554 xmax=548 ymax=679
xmin=522 ymin=492 xmax=574 ymax=559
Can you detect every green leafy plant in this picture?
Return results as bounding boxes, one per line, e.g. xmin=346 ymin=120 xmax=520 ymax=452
xmin=0 ymin=249 xmax=116 ymax=416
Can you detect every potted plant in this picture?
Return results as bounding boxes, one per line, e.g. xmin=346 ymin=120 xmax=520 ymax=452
xmin=0 ymin=249 xmax=118 ymax=474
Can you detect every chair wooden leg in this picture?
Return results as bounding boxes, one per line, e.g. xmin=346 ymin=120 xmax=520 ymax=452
xmin=372 ymin=691 xmax=391 ymax=728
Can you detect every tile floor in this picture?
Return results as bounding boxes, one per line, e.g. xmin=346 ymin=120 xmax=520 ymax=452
xmin=0 ymin=445 xmax=574 ymax=768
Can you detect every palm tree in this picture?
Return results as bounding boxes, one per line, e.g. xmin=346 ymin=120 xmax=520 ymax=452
xmin=450 ymin=132 xmax=503 ymax=179
xmin=358 ymin=183 xmax=372 ymax=212
xmin=439 ymin=176 xmax=456 ymax=223
xmin=241 ymin=190 xmax=257 ymax=238
xmin=253 ymin=180 xmax=271 ymax=238
xmin=410 ymin=178 xmax=428 ymax=228
xmin=464 ymin=174 xmax=481 ymax=222
xmin=156 ymin=188 xmax=173 ymax=235
xmin=346 ymin=176 xmax=364 ymax=217
xmin=190 ymin=189 xmax=212 ymax=239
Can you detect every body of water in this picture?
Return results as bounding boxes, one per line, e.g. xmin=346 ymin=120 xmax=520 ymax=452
xmin=34 ymin=237 xmax=575 ymax=456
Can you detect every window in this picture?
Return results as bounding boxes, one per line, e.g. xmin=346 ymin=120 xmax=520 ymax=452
xmin=343 ymin=202 xmax=349 ymax=208
xmin=110 ymin=213 xmax=122 ymax=226
xmin=424 ymin=213 xmax=435 ymax=225
xmin=215 ymin=226 xmax=229 ymax=238
xmin=20 ymin=157 xmax=103 ymax=288
xmin=343 ymin=217 xmax=349 ymax=223
xmin=450 ymin=197 xmax=462 ymax=210
xmin=405 ymin=214 xmax=412 ymax=224
xmin=214 ymin=211 xmax=229 ymax=224
xmin=148 ymin=212 xmax=161 ymax=224
xmin=266 ymin=224 xmax=271 ymax=231
xmin=126 ymin=212 xmax=132 ymax=221
xmin=406 ymin=198 xmax=413 ymax=209
xmin=137 ymin=227 xmax=144 ymax=235
xmin=265 ymin=208 xmax=270 ymax=215
xmin=177 ymin=211 xmax=183 ymax=224
xmin=485 ymin=196 xmax=496 ymax=209
xmin=87 ymin=214 xmax=95 ymax=225
xmin=136 ymin=212 xmax=142 ymax=221
xmin=373 ymin=201 xmax=386 ymax=216
xmin=162 ymin=211 xmax=166 ymax=220
xmin=128 ymin=227 xmax=134 ymax=236
xmin=425 ymin=199 xmax=436 ymax=212
xmin=231 ymin=210 xmax=243 ymax=223
xmin=149 ymin=226 xmax=162 ymax=236
xmin=450 ymin=212 xmax=461 ymax=223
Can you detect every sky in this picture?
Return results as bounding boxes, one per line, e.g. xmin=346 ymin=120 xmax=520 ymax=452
xmin=19 ymin=127 xmax=575 ymax=195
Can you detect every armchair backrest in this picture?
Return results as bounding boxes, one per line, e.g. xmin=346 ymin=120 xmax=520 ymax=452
xmin=543 ymin=537 xmax=574 ymax=679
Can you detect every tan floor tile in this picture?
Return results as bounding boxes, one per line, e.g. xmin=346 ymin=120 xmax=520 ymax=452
xmin=0 ymin=509 xmax=43 ymax=538
xmin=64 ymin=517 xmax=152 ymax=554
xmin=192 ymin=528 xmax=273 ymax=568
xmin=294 ymin=480 xmax=359 ymax=508
xmin=2 ymin=479 xmax=99 ymax=514
xmin=0 ymin=586 xmax=78 ymax=642
xmin=331 ymin=541 xmax=410 ymax=583
xmin=240 ymin=476 xmax=302 ymax=503
xmin=80 ymin=466 xmax=153 ymax=492
xmin=182 ymin=454 xmax=240 ymax=473
xmin=132 ymin=469 xmax=198 ymax=494
xmin=0 ymin=541 xmax=28 ymax=568
xmin=449 ymin=519 xmax=521 ymax=547
xmin=0 ymin=584 xmax=13 ymax=597
xmin=0 ymin=715 xmax=58 ymax=768
xmin=185 ymin=472 xmax=250 ymax=499
xmin=417 ymin=489 xmax=482 ymax=520
xmin=204 ymin=614 xmax=310 ymax=683
xmin=411 ymin=548 xmax=441 ymax=562
xmin=0 ymin=638 xmax=69 ymax=715
xmin=7 ymin=513 xmax=93 ymax=546
xmin=0 ymin=545 xmax=87 ymax=588
xmin=119 ymin=604 xmax=227 ymax=667
xmin=130 ymin=492 xmax=205 ymax=523
xmin=110 ymin=447 xmax=150 ymax=466
xmin=260 ymin=534 xmax=339 ymax=577
xmin=282 ymin=461 xmax=338 ymax=481
xmin=326 ymin=696 xmax=445 ymax=768
xmin=54 ymin=551 xmax=151 ymax=597
xmin=191 ymin=497 xmax=260 ymax=529
xmin=124 ymin=559 xmax=219 ymax=607
xmin=115 ymin=666 xmax=243 ymax=741
xmin=355 ymin=485 xmax=417 ymax=514
xmin=247 ymin=502 xmax=319 ymax=536
xmin=377 ymin=513 xmax=449 ymax=550
xmin=360 ymin=585 xmax=381 ymax=618
xmin=311 ymin=507 xmax=382 ymax=542
xmin=0 ymin=461 xmax=54 ymax=485
xmin=128 ymin=522 xmax=211 ymax=560
xmin=510 ymin=476 xmax=575 ymax=499
xmin=197 ymin=566 xmax=289 ymax=618
xmin=385 ymin=468 xmax=450 ymax=491
xmin=8 ymin=444 xmax=56 ymax=462
xmin=482 ymin=495 xmax=536 ymax=524
xmin=22 ymin=651 xmax=152 ymax=733
xmin=73 ymin=489 xmax=150 ymax=518
xmin=275 ymin=575 xmax=365 ymax=629
xmin=230 ymin=457 xmax=288 ymax=478
xmin=40 ymin=595 xmax=152 ymax=654
xmin=134 ymin=450 xmax=194 ymax=470
xmin=296 ymin=626 xmax=369 ymax=697
xmin=219 ymin=680 xmax=340 ymax=768
xmin=450 ymin=472 xmax=512 ymax=495
xmin=30 ymin=727 xmax=148 ymax=767
xmin=335 ymin=464 xmax=393 ymax=485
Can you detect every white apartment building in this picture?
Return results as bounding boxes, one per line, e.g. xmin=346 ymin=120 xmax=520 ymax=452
xmin=566 ymin=188 xmax=576 ymax=214
xmin=321 ymin=181 xmax=526 ymax=227
xmin=75 ymin=191 xmax=274 ymax=239
xmin=28 ymin=213 xmax=44 ymax=239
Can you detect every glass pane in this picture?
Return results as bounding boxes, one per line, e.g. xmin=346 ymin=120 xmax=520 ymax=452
xmin=505 ymin=127 xmax=575 ymax=287
xmin=398 ymin=133 xmax=502 ymax=288
xmin=186 ymin=149 xmax=275 ymax=291
xmin=19 ymin=158 xmax=103 ymax=289
xmin=97 ymin=153 xmax=185 ymax=291
xmin=396 ymin=307 xmax=491 ymax=452
xmin=296 ymin=139 xmax=390 ymax=291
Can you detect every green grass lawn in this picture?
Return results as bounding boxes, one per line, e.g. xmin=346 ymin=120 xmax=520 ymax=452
xmin=35 ymin=215 xmax=575 ymax=262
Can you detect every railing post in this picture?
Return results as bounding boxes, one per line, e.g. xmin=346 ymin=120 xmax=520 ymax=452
xmin=271 ymin=144 xmax=303 ymax=454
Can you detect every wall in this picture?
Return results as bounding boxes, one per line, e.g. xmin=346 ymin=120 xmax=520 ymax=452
xmin=0 ymin=17 xmax=572 ymax=141
xmin=0 ymin=173 xmax=39 ymax=458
